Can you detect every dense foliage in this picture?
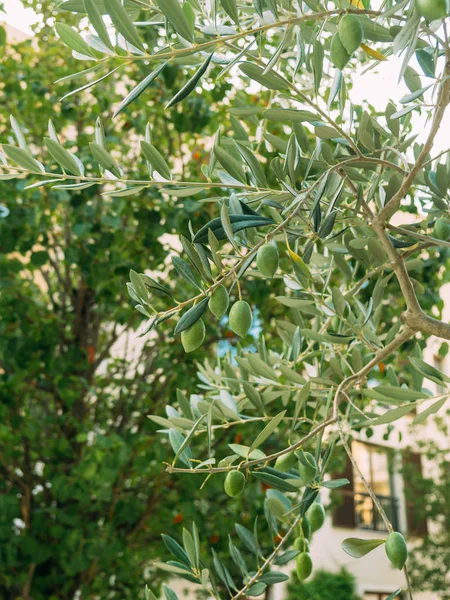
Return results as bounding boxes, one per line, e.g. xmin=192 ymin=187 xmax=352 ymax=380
xmin=0 ymin=6 xmax=272 ymax=597
xmin=286 ymin=567 xmax=361 ymax=600
xmin=1 ymin=0 xmax=450 ymax=599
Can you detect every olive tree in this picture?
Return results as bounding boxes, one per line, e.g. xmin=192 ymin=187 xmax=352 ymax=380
xmin=1 ymin=0 xmax=450 ymax=599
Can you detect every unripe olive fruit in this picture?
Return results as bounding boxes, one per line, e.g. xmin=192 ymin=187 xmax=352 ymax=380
xmin=181 ymin=319 xmax=205 ymax=353
xmin=298 ymin=451 xmax=317 ymax=484
xmin=229 ymin=300 xmax=253 ymax=338
xmin=307 ymin=502 xmax=326 ymax=533
xmin=256 ymin=244 xmax=279 ymax=278
xmin=433 ymin=217 xmax=450 ymax=240
xmin=209 ymin=285 xmax=229 ymax=319
xmin=416 ymin=0 xmax=449 ymax=20
xmin=293 ymin=537 xmax=310 ymax=552
xmin=296 ymin=552 xmax=313 ymax=581
xmin=301 ymin=516 xmax=311 ymax=541
xmin=385 ymin=531 xmax=408 ymax=570
xmin=274 ymin=451 xmax=297 ymax=472
xmin=224 ymin=470 xmax=246 ymax=497
xmin=338 ymin=15 xmax=364 ymax=54
xmin=330 ymin=34 xmax=351 ymax=70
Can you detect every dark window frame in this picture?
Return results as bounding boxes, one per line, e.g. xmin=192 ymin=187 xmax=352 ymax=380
xmin=332 ymin=442 xmax=400 ymax=533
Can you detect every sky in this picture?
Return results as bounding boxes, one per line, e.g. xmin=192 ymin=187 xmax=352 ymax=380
xmin=3 ymin=0 xmax=38 ymax=35
xmin=2 ymin=2 xmax=449 ymax=155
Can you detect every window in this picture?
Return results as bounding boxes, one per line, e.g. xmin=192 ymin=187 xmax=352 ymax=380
xmin=364 ymin=592 xmax=404 ymax=600
xmin=332 ymin=442 xmax=399 ymax=532
xmin=352 ymin=442 xmax=399 ymax=532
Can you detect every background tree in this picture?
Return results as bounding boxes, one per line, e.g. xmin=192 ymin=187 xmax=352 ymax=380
xmin=404 ymin=424 xmax=450 ymax=599
xmin=286 ymin=568 xmax=361 ymax=600
xmin=1 ymin=1 xmax=450 ymax=600
xmin=0 ymin=4 xmax=276 ymax=597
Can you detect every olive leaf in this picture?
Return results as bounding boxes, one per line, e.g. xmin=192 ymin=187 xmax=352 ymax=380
xmin=193 ymin=214 xmax=275 ymax=244
xmin=342 ymin=537 xmax=385 ymax=558
xmin=156 ymin=0 xmax=195 ymax=42
xmin=173 ymin=297 xmax=210 ymax=335
xmin=166 ymin=54 xmax=213 ymax=109
xmin=106 ymin=0 xmax=144 ymax=51
xmin=249 ymin=411 xmax=286 ymax=453
xmin=113 ymin=63 xmax=167 ymax=117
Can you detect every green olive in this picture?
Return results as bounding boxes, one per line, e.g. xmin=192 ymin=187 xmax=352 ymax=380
xmin=307 ymin=502 xmax=325 ymax=533
xmin=224 ymin=470 xmax=246 ymax=497
xmin=296 ymin=552 xmax=313 ymax=581
xmin=338 ymin=15 xmax=364 ymax=54
xmin=256 ymin=244 xmax=279 ymax=278
xmin=181 ymin=319 xmax=205 ymax=353
xmin=416 ymin=0 xmax=449 ymax=20
xmin=433 ymin=217 xmax=450 ymax=241
xmin=209 ymin=284 xmax=229 ymax=319
xmin=330 ymin=34 xmax=351 ymax=70
xmin=385 ymin=531 xmax=408 ymax=570
xmin=229 ymin=300 xmax=253 ymax=338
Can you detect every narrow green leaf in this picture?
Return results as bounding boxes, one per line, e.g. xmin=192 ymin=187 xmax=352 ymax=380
xmin=59 ymin=67 xmax=121 ymax=102
xmin=400 ymin=83 xmax=433 ymax=104
xmin=247 ymin=354 xmax=278 ymax=381
xmin=249 ymin=411 xmax=286 ymax=454
xmin=182 ymin=528 xmax=197 ymax=568
xmin=322 ymin=478 xmax=350 ymax=489
xmin=44 ymin=138 xmax=82 ymax=175
xmin=235 ymin=141 xmax=267 ymax=187
xmin=106 ymin=0 xmax=144 ymax=51
xmin=173 ymin=414 xmax=206 ymax=464
xmin=113 ymin=63 xmax=166 ymax=117
xmin=260 ymin=571 xmax=289 ymax=584
xmin=89 ymin=142 xmax=121 ymax=177
xmin=370 ymin=403 xmax=417 ymax=425
xmin=193 ymin=214 xmax=274 ymax=244
xmin=173 ymin=297 xmax=209 ymax=335
xmin=243 ymin=383 xmax=265 ymax=412
xmin=166 ymin=54 xmax=213 ymax=109
xmin=342 ymin=537 xmax=385 ymax=558
xmin=385 ymin=590 xmax=403 ymax=600
xmin=235 ymin=524 xmax=260 ymax=555
xmin=156 ymin=0 xmax=194 ymax=42
xmin=163 ymin=585 xmax=180 ymax=600
xmin=84 ymin=0 xmax=113 ymax=49
xmin=172 ymin=256 xmax=202 ymax=290
xmin=10 ymin=115 xmax=27 ymax=149
xmin=409 ymin=357 xmax=450 ymax=385
xmin=55 ymin=22 xmax=95 ymax=57
xmin=247 ymin=583 xmax=267 ymax=597
xmin=221 ymin=0 xmax=239 ymax=24
xmin=141 ymin=141 xmax=171 ymax=179
xmin=413 ymin=397 xmax=447 ymax=424
xmin=273 ymin=549 xmax=299 ymax=565
xmin=214 ymin=145 xmax=247 ymax=183
xmin=2 ymin=145 xmax=44 ymax=173
xmin=313 ymin=39 xmax=324 ymax=94
xmin=239 ymin=62 xmax=288 ymax=91
xmin=162 ymin=534 xmax=191 ymax=565
xmin=251 ymin=471 xmax=300 ymax=492
xmin=169 ymin=429 xmax=192 ymax=468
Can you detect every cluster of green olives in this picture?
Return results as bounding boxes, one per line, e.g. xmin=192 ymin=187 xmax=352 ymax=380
xmin=330 ymin=15 xmax=364 ymax=70
xmin=181 ymin=291 xmax=253 ymax=352
xmin=294 ymin=501 xmax=326 ymax=581
xmin=274 ymin=450 xmax=325 ymax=581
xmin=181 ymin=243 xmax=279 ymax=353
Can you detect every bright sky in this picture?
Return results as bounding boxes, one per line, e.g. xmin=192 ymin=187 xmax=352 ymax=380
xmin=3 ymin=0 xmax=38 ymax=35
xmin=2 ymin=2 xmax=449 ymax=156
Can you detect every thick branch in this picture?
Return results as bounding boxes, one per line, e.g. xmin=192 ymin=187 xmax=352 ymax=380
xmin=372 ymin=221 xmax=450 ymax=340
